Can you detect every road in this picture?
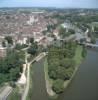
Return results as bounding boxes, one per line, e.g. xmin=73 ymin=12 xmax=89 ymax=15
xmin=83 ymin=43 xmax=98 ymax=47
xmin=0 ymin=86 xmax=13 ymax=100
xmin=21 ymin=63 xmax=30 ymax=100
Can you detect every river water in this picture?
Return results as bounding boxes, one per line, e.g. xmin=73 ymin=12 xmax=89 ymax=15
xmin=31 ymin=41 xmax=98 ymax=100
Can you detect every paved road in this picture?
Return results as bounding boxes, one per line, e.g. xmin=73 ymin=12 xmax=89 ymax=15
xmin=21 ymin=63 xmax=30 ymax=100
xmin=84 ymin=43 xmax=98 ymax=47
xmin=0 ymin=86 xmax=12 ymax=100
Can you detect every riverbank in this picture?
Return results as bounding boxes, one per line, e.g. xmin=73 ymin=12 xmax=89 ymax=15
xmin=44 ymin=58 xmax=58 ymax=98
xmin=26 ymin=64 xmax=34 ymax=100
xmin=44 ymin=45 xmax=84 ymax=98
xmin=64 ymin=45 xmax=83 ymax=88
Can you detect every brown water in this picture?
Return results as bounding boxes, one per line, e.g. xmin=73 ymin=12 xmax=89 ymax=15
xmin=57 ymin=49 xmax=98 ymax=100
xmin=31 ymin=41 xmax=98 ymax=100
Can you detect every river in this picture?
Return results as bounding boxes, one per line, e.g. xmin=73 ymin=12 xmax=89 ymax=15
xmin=31 ymin=58 xmax=50 ymax=100
xmin=31 ymin=41 xmax=98 ymax=100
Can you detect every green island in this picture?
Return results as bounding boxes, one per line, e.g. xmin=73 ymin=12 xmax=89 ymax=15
xmin=44 ymin=41 xmax=87 ymax=98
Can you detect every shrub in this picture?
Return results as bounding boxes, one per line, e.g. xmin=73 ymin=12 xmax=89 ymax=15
xmin=52 ymin=79 xmax=64 ymax=94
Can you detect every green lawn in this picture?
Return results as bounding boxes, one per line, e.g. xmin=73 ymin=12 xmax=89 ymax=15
xmin=74 ymin=45 xmax=83 ymax=65
xmin=44 ymin=58 xmax=53 ymax=84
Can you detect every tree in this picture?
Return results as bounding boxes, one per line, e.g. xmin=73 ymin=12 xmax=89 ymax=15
xmin=48 ymin=71 xmax=57 ymax=80
xmin=5 ymin=36 xmax=13 ymax=45
xmin=94 ymin=26 xmax=98 ymax=32
xmin=30 ymin=37 xmax=34 ymax=44
xmin=2 ymin=41 xmax=6 ymax=47
xmin=15 ymin=44 xmax=28 ymax=50
xmin=28 ymin=47 xmax=37 ymax=55
xmin=47 ymin=24 xmax=56 ymax=32
xmin=27 ymin=43 xmax=38 ymax=55
xmin=59 ymin=26 xmax=66 ymax=37
xmin=91 ymin=37 xmax=96 ymax=44
xmin=82 ymin=46 xmax=87 ymax=58
xmin=52 ymin=79 xmax=64 ymax=94
xmin=60 ymin=58 xmax=75 ymax=69
xmin=56 ymin=67 xmax=68 ymax=80
xmin=68 ymin=29 xmax=75 ymax=34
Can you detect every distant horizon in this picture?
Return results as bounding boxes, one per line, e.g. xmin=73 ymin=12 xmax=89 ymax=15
xmin=0 ymin=0 xmax=98 ymax=9
xmin=0 ymin=6 xmax=98 ymax=9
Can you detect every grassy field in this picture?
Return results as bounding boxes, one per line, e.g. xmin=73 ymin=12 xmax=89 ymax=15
xmin=44 ymin=58 xmax=53 ymax=84
xmin=74 ymin=45 xmax=83 ymax=65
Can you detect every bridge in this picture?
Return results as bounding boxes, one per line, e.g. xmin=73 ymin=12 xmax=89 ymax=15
xmin=82 ymin=43 xmax=98 ymax=48
xmin=29 ymin=52 xmax=47 ymax=64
